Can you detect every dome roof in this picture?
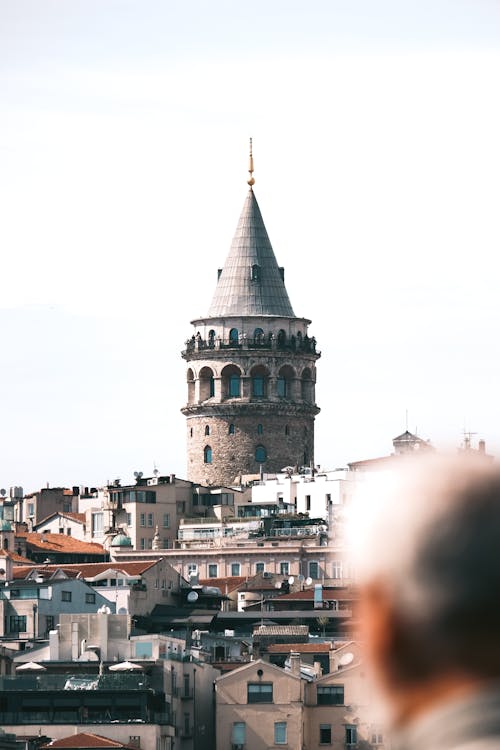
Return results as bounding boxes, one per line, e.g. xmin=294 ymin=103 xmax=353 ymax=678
xmin=110 ymin=533 xmax=132 ymax=547
xmin=0 ymin=520 xmax=12 ymax=531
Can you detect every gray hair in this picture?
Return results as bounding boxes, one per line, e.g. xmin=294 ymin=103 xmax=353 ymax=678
xmin=354 ymin=454 xmax=500 ymax=680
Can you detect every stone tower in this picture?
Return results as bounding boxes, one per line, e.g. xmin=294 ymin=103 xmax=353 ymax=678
xmin=181 ymin=146 xmax=320 ymax=486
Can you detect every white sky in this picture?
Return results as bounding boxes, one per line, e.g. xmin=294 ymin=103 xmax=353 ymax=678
xmin=1 ymin=0 xmax=500 ymax=491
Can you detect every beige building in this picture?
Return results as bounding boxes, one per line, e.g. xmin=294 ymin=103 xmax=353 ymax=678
xmin=216 ymin=643 xmax=387 ymax=750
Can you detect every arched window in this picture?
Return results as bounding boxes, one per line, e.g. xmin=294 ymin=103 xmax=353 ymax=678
xmin=3 ymin=538 xmax=8 ymax=550
xmin=253 ymin=327 xmax=264 ymax=343
xmin=222 ymin=364 xmax=242 ymax=399
xmin=255 ymin=445 xmax=267 ymax=463
xmin=204 ymin=425 xmax=210 ymax=436
xmin=277 ymin=329 xmax=286 ymax=347
xmin=301 ymin=368 xmax=314 ymax=402
xmin=229 ymin=328 xmax=239 ymax=344
xmin=199 ymin=366 xmax=215 ymax=401
xmin=229 ymin=374 xmax=240 ymax=397
xmin=277 ymin=365 xmax=295 ymax=399
xmin=251 ymin=365 xmax=269 ymax=398
xmin=257 ymin=424 xmax=263 ymax=435
xmin=228 ymin=423 xmax=235 ymax=435
xmin=204 ymin=446 xmax=212 ymax=464
xmin=208 ymin=329 xmax=216 ymax=347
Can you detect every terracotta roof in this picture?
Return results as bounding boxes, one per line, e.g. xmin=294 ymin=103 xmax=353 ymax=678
xmin=267 ymin=642 xmax=333 ymax=653
xmin=0 ymin=549 xmax=34 ymax=564
xmin=12 ymin=560 xmax=157 ymax=580
xmin=36 ymin=511 xmax=86 ymax=526
xmin=199 ymin=576 xmax=246 ymax=593
xmin=42 ymin=733 xmax=137 ymax=749
xmin=23 ymin=533 xmax=106 ymax=555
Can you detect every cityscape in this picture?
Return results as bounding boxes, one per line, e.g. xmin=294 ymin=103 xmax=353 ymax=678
xmin=1 ymin=3 xmax=499 ymax=750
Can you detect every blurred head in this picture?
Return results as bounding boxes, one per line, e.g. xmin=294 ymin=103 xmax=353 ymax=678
xmin=352 ymin=454 xmax=500 ymax=721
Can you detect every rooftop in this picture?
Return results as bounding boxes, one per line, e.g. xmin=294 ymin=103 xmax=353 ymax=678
xmin=42 ymin=734 xmax=137 ymax=750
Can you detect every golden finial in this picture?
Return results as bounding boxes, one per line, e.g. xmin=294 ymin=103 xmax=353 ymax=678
xmin=247 ymin=137 xmax=255 ymax=187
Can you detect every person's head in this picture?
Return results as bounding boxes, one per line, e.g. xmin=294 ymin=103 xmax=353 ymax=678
xmin=352 ymin=453 xmax=500 ymax=723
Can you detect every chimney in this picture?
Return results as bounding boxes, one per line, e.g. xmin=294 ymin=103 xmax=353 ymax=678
xmin=313 ymin=660 xmax=322 ymax=677
xmin=290 ymin=651 xmax=301 ymax=676
xmin=479 ymin=439 xmax=486 ymax=454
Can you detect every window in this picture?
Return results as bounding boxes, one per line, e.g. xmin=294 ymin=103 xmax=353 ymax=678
xmin=190 ymin=427 xmax=193 ymax=437
xmin=46 ymin=615 xmax=55 ymax=632
xmin=163 ymin=513 xmax=170 ymax=528
xmin=187 ymin=563 xmax=198 ymax=577
xmin=345 ymin=726 xmax=357 ymax=746
xmin=251 ymin=264 xmax=261 ymax=282
xmin=9 ymin=615 xmax=26 ymax=633
xmin=309 ymin=561 xmax=319 ymax=579
xmin=85 ymin=593 xmax=96 ymax=604
xmin=231 ymin=562 xmax=241 ymax=576
xmin=140 ymin=538 xmax=146 ymax=550
xmin=28 ymin=503 xmax=35 ymax=516
xmin=232 ymin=722 xmax=246 ymax=746
xmin=285 ymin=425 xmax=289 ymax=435
xmin=274 ymin=722 xmax=287 ymax=745
xmin=306 ymin=495 xmax=311 ymax=511
xmin=253 ymin=327 xmax=264 ymax=341
xmin=247 ymin=682 xmax=273 ymax=703
xmin=59 ymin=527 xmax=64 ymax=534
xmin=228 ymin=423 xmax=235 ymax=435
xmin=140 ymin=513 xmax=146 ymax=527
xmin=229 ymin=328 xmax=239 ymax=344
xmin=61 ymin=591 xmax=72 ymax=602
xmin=147 ymin=513 xmax=154 ymax=527
xmin=256 ymin=562 xmax=265 ymax=574
xmin=257 ymin=423 xmax=263 ymax=435
xmin=127 ymin=513 xmax=132 ymax=525
xmin=277 ymin=377 xmax=287 ymax=398
xmin=208 ymin=564 xmax=218 ymax=578
xmin=332 ymin=561 xmax=343 ymax=579
xmin=229 ymin=374 xmax=240 ymax=397
xmin=92 ymin=512 xmax=103 ymax=535
xmin=317 ymin=685 xmax=344 ymax=705
xmin=280 ymin=562 xmax=289 ymax=576
xmin=205 ymin=425 xmax=210 ymax=436
xmin=255 ymin=445 xmax=267 ymax=463
xmin=209 ymin=377 xmax=215 ymax=397
xmin=204 ymin=445 xmax=213 ymax=464
xmin=319 ymin=725 xmax=332 ymax=745
xmin=252 ymin=376 xmax=265 ymax=397
xmin=66 ymin=528 xmax=71 ymax=535
xmin=371 ymin=732 xmax=384 ymax=745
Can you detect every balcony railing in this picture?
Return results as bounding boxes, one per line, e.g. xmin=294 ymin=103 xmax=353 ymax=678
xmin=183 ymin=335 xmax=318 ymax=356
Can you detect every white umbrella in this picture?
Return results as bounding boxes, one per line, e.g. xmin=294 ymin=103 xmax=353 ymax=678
xmin=108 ymin=660 xmax=143 ymax=672
xmin=16 ymin=661 xmax=47 ymax=672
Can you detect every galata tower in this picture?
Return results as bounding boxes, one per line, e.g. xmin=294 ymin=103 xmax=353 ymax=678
xmin=181 ymin=143 xmax=320 ymax=486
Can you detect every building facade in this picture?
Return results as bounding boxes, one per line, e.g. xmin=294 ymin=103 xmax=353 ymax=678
xmin=182 ymin=154 xmax=320 ymax=486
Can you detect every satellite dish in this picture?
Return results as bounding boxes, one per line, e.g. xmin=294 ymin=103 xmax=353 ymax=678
xmin=0 ymin=489 xmax=6 ymax=497
xmin=339 ymin=652 xmax=354 ymax=667
xmin=274 ymin=582 xmax=282 ymax=589
xmin=298 ymin=574 xmax=305 ymax=582
xmin=305 ymin=577 xmax=313 ymax=586
xmin=187 ymin=591 xmax=199 ymax=603
xmin=288 ymin=576 xmax=295 ymax=585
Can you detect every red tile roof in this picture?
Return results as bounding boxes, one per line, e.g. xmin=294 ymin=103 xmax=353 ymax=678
xmin=12 ymin=560 xmax=157 ymax=580
xmin=36 ymin=511 xmax=86 ymax=526
xmin=23 ymin=533 xmax=106 ymax=555
xmin=42 ymin=733 xmax=137 ymax=749
xmin=0 ymin=549 xmax=34 ymax=564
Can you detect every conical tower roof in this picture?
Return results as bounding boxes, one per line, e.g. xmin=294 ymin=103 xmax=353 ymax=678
xmin=208 ymin=189 xmax=295 ymax=317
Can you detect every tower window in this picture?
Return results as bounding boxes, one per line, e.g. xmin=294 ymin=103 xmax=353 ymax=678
xmin=255 ymin=445 xmax=267 ymax=463
xmin=228 ymin=423 xmax=235 ymax=435
xmin=253 ymin=376 xmax=265 ymax=397
xmin=229 ymin=374 xmax=240 ymax=397
xmin=285 ymin=425 xmax=289 ymax=435
xmin=208 ymin=329 xmax=216 ymax=347
xmin=229 ymin=328 xmax=239 ymax=344
xmin=204 ymin=446 xmax=212 ymax=464
xmin=257 ymin=424 xmax=263 ymax=435
xmin=253 ymin=327 xmax=264 ymax=342
xmin=190 ymin=427 xmax=193 ymax=438
xmin=209 ymin=376 xmax=215 ymax=397
xmin=205 ymin=425 xmax=210 ymax=436
xmin=251 ymin=264 xmax=261 ymax=282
